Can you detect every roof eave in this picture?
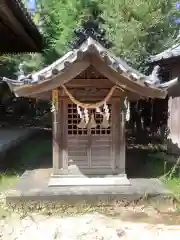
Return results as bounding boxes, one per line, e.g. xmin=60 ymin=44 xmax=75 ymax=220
xmin=3 ymin=37 xmax=167 ymax=99
xmin=0 ymin=0 xmax=44 ymax=53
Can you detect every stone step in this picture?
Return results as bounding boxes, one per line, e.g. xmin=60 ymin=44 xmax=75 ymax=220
xmin=48 ymin=176 xmax=130 ymax=187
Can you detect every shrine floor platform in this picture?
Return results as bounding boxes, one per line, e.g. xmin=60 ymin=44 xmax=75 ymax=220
xmin=6 ymin=168 xmax=171 ymax=204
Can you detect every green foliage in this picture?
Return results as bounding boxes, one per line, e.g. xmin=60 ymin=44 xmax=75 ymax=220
xmin=1 ymin=0 xmax=180 ymax=76
xmin=100 ymin=0 xmax=180 ymax=70
xmin=39 ymin=0 xmax=81 ymax=61
xmin=147 ymin=152 xmax=180 ymax=198
xmin=33 ymin=0 xmax=180 ymax=71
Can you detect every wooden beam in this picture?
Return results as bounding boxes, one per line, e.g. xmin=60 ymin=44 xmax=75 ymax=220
xmin=0 ymin=1 xmax=37 ymax=50
xmin=66 ymin=78 xmax=113 ymax=88
xmin=31 ymin=89 xmax=141 ymax=102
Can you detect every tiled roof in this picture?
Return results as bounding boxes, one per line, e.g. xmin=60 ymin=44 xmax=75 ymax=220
xmin=150 ymin=43 xmax=180 ymax=62
xmin=3 ymin=37 xmax=167 ymax=99
xmin=150 ymin=33 xmax=180 ymax=62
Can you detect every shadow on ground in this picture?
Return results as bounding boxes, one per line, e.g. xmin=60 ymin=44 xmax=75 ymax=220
xmin=0 ymin=129 xmax=52 ymax=177
xmin=126 ymin=148 xmax=166 ymax=178
xmin=2 ymin=129 xmax=180 ymax=226
xmin=0 ymin=128 xmax=169 ymax=180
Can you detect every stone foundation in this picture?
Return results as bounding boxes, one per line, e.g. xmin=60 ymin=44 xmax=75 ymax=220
xmin=48 ymin=174 xmax=130 ymax=187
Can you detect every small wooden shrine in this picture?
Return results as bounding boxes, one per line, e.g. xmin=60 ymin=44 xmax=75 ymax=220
xmin=4 ymin=37 xmax=167 ymax=186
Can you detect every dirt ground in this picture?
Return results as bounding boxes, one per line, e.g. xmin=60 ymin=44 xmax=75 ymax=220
xmin=1 ymin=209 xmax=180 ymax=239
xmin=1 ymin=190 xmax=180 ymax=239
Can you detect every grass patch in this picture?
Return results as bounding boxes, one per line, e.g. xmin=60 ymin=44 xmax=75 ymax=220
xmin=146 ymin=152 xmax=180 ymax=199
xmin=0 ymin=172 xmax=19 ymax=218
xmin=165 ymin=178 xmax=180 ymax=196
xmin=0 ymin=173 xmax=19 ymax=191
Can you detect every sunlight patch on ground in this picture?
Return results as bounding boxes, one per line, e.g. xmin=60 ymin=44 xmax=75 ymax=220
xmin=0 ymin=174 xmax=18 ymax=191
xmin=0 ymin=212 xmax=180 ymax=239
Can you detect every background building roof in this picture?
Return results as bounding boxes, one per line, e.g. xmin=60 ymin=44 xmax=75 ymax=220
xmin=0 ymin=0 xmax=44 ymax=53
xmin=151 ymin=43 xmax=180 ymax=63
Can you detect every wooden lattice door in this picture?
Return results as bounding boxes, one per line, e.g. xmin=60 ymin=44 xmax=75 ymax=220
xmin=67 ymin=103 xmax=112 ymax=172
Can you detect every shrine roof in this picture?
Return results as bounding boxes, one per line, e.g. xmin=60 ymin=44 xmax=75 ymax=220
xmin=3 ymin=37 xmax=167 ymax=99
xmin=0 ymin=0 xmax=43 ymax=53
xmin=150 ymin=43 xmax=180 ymax=63
xmin=150 ymin=33 xmax=180 ymax=63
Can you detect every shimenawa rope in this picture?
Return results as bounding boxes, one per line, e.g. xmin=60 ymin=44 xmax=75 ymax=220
xmin=61 ymin=84 xmax=120 ymax=108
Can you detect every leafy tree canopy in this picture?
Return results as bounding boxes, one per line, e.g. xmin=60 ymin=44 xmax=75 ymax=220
xmin=33 ymin=0 xmax=180 ymax=70
xmin=2 ymin=0 xmax=180 ymax=77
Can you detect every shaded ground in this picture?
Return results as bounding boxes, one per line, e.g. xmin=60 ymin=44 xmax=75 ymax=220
xmin=0 ymin=129 xmax=168 ymax=179
xmin=0 ymin=129 xmax=52 ymax=173
xmin=126 ymin=148 xmax=164 ymax=178
xmin=0 ymin=129 xmax=52 ymax=191
xmin=0 ymin=128 xmax=179 ymax=194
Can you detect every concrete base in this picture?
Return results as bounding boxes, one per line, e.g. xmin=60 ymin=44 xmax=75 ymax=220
xmin=48 ymin=175 xmax=130 ymax=187
xmin=6 ymin=169 xmax=172 ymax=204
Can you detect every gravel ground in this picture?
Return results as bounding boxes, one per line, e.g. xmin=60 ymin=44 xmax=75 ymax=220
xmin=0 ymin=212 xmax=180 ymax=240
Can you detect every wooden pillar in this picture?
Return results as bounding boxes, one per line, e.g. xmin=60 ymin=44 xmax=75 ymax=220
xmin=114 ymin=99 xmax=126 ymax=174
xmin=167 ymin=96 xmax=180 ymax=154
xmin=52 ymin=89 xmax=62 ymax=175
xmin=120 ymin=101 xmax=126 ymax=173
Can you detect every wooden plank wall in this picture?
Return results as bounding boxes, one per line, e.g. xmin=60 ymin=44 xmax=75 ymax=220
xmin=168 ymin=97 xmax=180 ymax=154
xmin=167 ymin=63 xmax=180 ymax=155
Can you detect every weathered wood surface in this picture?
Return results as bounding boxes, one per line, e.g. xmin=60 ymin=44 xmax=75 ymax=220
xmin=112 ymin=100 xmax=125 ymax=171
xmin=52 ymin=95 xmax=126 ymax=176
xmin=50 ymin=73 xmax=127 ymax=178
xmin=167 ymin=96 xmax=180 ymax=154
xmin=52 ymin=89 xmax=62 ymax=174
xmin=68 ymin=135 xmax=112 ymax=169
xmin=0 ymin=0 xmax=43 ymax=53
xmin=162 ymin=63 xmax=180 ymax=154
xmin=0 ymin=1 xmax=37 ymax=50
xmin=66 ymin=99 xmax=113 ymax=173
xmin=33 ymin=76 xmax=142 ymax=101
